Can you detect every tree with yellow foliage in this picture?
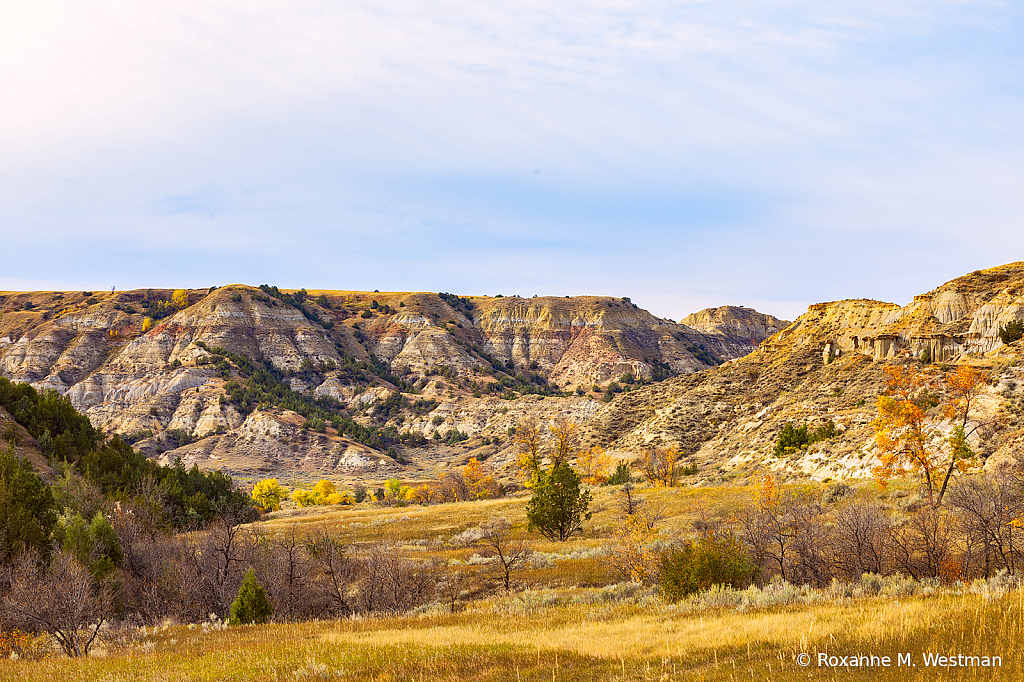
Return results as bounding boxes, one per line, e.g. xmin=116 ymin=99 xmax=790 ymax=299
xmin=576 ymin=445 xmax=612 ymax=485
xmin=141 ymin=317 xmax=153 ymax=333
xmin=251 ymin=478 xmax=285 ymax=511
xmin=313 ymin=479 xmax=337 ymax=501
xmin=608 ymin=510 xmax=660 ymax=583
xmin=383 ymin=478 xmax=404 ymax=502
xmin=409 ymin=484 xmax=436 ymax=505
xmin=549 ymin=418 xmax=578 ymax=466
xmin=463 ymin=457 xmax=497 ymax=500
xmin=639 ymin=444 xmax=682 ymax=486
xmin=513 ymin=418 xmax=543 ymax=488
xmin=171 ymin=289 xmax=190 ymax=311
xmin=873 ymin=363 xmax=987 ymax=505
xmin=515 ymin=417 xmax=584 ymax=487
xmin=292 ymin=479 xmax=352 ymax=506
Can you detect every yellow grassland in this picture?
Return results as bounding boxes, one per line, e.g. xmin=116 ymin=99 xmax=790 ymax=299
xmin=1 ymin=590 xmax=1020 ymax=681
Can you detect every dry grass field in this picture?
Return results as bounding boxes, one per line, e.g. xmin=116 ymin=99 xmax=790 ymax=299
xmin=1 ymin=585 xmax=1020 ymax=681
xmin=4 ymin=479 xmax=1012 ymax=681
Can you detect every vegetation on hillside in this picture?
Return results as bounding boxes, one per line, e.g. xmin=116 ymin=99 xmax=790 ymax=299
xmin=1 ymin=377 xmax=254 ymax=528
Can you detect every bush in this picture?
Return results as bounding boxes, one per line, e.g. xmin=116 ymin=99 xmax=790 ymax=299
xmin=229 ymin=568 xmax=272 ymax=625
xmin=658 ymin=532 xmax=758 ymax=602
xmin=999 ymin=319 xmax=1024 ymax=345
xmin=606 ymin=462 xmax=631 ymax=485
xmin=773 ymin=420 xmax=839 ymax=458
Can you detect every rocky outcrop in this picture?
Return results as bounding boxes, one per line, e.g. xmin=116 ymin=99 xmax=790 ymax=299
xmin=0 ymin=285 xmax=783 ymax=483
xmin=586 ymin=262 xmax=1024 ymax=483
xmin=787 ymin=264 xmax=1024 ymax=363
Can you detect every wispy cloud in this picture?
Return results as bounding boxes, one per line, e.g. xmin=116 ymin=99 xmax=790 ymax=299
xmin=1 ymin=1 xmax=1022 ymax=320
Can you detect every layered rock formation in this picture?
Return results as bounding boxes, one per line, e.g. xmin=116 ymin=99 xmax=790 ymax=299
xmin=587 ymin=263 xmax=1024 ymax=482
xmin=0 ymin=286 xmax=782 ymax=482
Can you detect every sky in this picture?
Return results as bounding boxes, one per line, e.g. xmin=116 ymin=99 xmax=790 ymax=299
xmin=2 ymin=1 xmax=1023 ymax=322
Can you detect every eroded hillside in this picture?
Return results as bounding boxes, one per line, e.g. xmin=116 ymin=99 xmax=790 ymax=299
xmin=588 ymin=263 xmax=1024 ymax=483
xmin=0 ymin=286 xmax=782 ymax=483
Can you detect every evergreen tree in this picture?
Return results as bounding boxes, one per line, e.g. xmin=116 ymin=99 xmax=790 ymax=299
xmin=0 ymin=446 xmax=56 ymax=562
xmin=525 ymin=462 xmax=592 ymax=542
xmin=229 ymin=568 xmax=273 ymax=625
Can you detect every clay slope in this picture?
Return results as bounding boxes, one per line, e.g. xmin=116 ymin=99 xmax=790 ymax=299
xmin=587 ymin=262 xmax=1024 ymax=483
xmin=0 ymin=286 xmax=783 ymax=482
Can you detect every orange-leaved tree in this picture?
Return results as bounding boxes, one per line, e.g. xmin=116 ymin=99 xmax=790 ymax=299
xmin=463 ymin=457 xmax=497 ymax=500
xmin=872 ymin=364 xmax=940 ymax=500
xmin=937 ymin=364 xmax=987 ymax=504
xmin=873 ymin=363 xmax=987 ymax=505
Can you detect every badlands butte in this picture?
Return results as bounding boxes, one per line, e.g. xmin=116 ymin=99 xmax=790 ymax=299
xmin=2 ymin=262 xmax=1024 ymax=488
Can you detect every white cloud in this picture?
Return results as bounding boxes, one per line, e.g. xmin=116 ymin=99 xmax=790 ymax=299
xmin=1 ymin=1 xmax=1022 ymax=320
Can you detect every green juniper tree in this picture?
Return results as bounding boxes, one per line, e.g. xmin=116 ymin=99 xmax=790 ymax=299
xmin=230 ymin=568 xmax=273 ymax=625
xmin=526 ymin=461 xmax=592 ymax=542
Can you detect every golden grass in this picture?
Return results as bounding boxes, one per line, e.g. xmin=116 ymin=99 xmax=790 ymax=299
xmin=260 ymin=482 xmax=757 ymax=546
xmin=3 ymin=590 xmax=1021 ymax=681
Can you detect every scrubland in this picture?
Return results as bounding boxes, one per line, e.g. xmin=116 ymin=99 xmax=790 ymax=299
xmin=3 ymin=482 xmax=1023 ymax=681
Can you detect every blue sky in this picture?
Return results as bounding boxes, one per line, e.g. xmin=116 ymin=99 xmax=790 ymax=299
xmin=2 ymin=1 xmax=1022 ymax=321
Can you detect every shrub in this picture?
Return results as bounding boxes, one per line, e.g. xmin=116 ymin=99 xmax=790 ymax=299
xmin=658 ymin=532 xmax=758 ymax=602
xmin=999 ymin=319 xmax=1024 ymax=345
xmin=607 ymin=462 xmax=631 ymax=485
xmin=773 ymin=420 xmax=839 ymax=458
xmin=229 ymin=568 xmax=272 ymax=625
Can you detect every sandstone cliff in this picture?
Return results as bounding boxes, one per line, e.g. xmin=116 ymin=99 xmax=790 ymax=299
xmin=586 ymin=263 xmax=1024 ymax=483
xmin=0 ymin=286 xmax=782 ymax=483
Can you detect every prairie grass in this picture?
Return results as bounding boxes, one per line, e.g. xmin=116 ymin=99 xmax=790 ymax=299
xmin=3 ymin=585 xmax=1021 ymax=681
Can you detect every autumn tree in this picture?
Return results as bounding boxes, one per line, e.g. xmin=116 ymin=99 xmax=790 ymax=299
xmin=576 ymin=445 xmax=612 ymax=485
xmin=171 ymin=289 xmax=190 ymax=311
xmin=463 ymin=457 xmax=497 ymax=499
xmin=873 ymin=363 xmax=988 ymax=505
xmin=409 ymin=484 xmax=436 ymax=505
xmin=549 ymin=418 xmax=578 ymax=466
xmin=513 ymin=418 xmax=543 ymax=488
xmin=251 ymin=478 xmax=285 ymax=511
xmin=937 ymin=365 xmax=987 ymax=504
xmin=872 ymin=364 xmax=941 ymax=500
xmin=608 ymin=506 xmax=660 ymax=583
xmin=639 ymin=444 xmax=682 ymax=487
